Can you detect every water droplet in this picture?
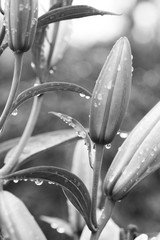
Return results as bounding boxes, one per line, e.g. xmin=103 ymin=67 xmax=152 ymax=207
xmin=11 ymin=109 xmax=18 ymax=116
xmin=94 ymin=102 xmax=98 ymax=108
xmin=51 ymin=223 xmax=58 ymax=229
xmin=107 ymin=81 xmax=112 ymax=90
xmin=24 ymin=179 xmax=28 ymax=182
xmin=117 ymin=64 xmax=121 ymax=72
xmin=13 ymin=179 xmax=19 ymax=183
xmin=77 ymin=131 xmax=86 ymax=139
xmin=79 ymin=93 xmax=85 ymax=98
xmin=49 ymin=68 xmax=54 ymax=75
xmin=97 ymin=93 xmax=102 ymax=101
xmin=57 ymin=227 xmax=65 ymax=234
xmin=85 ymin=95 xmax=90 ymax=100
xmin=119 ymin=132 xmax=128 ymax=139
xmin=3 ymin=179 xmax=8 ymax=185
xmin=48 ymin=181 xmax=55 ymax=184
xmin=34 ymin=82 xmax=39 ymax=87
xmin=118 ymin=147 xmax=122 ymax=152
xmin=35 ymin=179 xmax=43 ymax=186
xmin=31 ymin=62 xmax=35 ymax=69
xmin=131 ymin=66 xmax=134 ymax=72
xmin=117 ymin=130 xmax=121 ymax=135
xmin=141 ymin=158 xmax=145 ymax=163
xmin=131 ymin=55 xmax=133 ymax=60
xmin=105 ymin=143 xmax=111 ymax=149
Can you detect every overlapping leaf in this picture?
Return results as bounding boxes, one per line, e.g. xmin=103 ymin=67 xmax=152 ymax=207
xmin=4 ymin=130 xmax=78 ymax=167
xmin=2 ymin=166 xmax=96 ymax=232
xmin=10 ymin=82 xmax=91 ymax=113
xmin=49 ymin=112 xmax=94 ymax=168
xmin=38 ymin=5 xmax=120 ymax=28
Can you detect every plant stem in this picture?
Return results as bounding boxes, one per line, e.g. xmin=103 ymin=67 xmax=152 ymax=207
xmin=90 ymin=198 xmax=115 ymax=240
xmin=0 ymin=85 xmax=43 ymax=176
xmin=0 ymin=24 xmax=6 ymax=46
xmin=0 ymin=52 xmax=23 ymax=130
xmin=91 ymin=144 xmax=104 ymax=228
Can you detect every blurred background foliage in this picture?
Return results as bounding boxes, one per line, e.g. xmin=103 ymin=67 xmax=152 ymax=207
xmin=1 ymin=0 xmax=160 ymax=239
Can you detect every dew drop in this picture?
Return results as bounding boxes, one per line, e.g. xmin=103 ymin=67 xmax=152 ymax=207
xmin=51 ymin=223 xmax=58 ymax=229
xmin=150 ymin=151 xmax=155 ymax=157
xmin=35 ymin=179 xmax=43 ymax=186
xmin=107 ymin=81 xmax=112 ymax=90
xmin=34 ymin=82 xmax=39 ymax=87
xmin=117 ymin=64 xmax=121 ymax=72
xmin=24 ymin=179 xmax=28 ymax=182
xmin=48 ymin=181 xmax=55 ymax=184
xmin=31 ymin=62 xmax=35 ymax=69
xmin=119 ymin=132 xmax=128 ymax=139
xmin=77 ymin=131 xmax=86 ymax=139
xmin=79 ymin=93 xmax=85 ymax=98
xmin=94 ymin=102 xmax=98 ymax=108
xmin=85 ymin=95 xmax=90 ymax=100
xmin=105 ymin=143 xmax=111 ymax=149
xmin=13 ymin=179 xmax=19 ymax=183
xmin=117 ymin=130 xmax=121 ymax=135
xmin=141 ymin=158 xmax=145 ymax=163
xmin=97 ymin=93 xmax=102 ymax=101
xmin=57 ymin=227 xmax=65 ymax=234
xmin=131 ymin=66 xmax=134 ymax=72
xmin=49 ymin=68 xmax=54 ymax=75
xmin=11 ymin=109 xmax=18 ymax=116
xmin=131 ymin=55 xmax=133 ymax=60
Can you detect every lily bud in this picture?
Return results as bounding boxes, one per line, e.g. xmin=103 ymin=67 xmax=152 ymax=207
xmin=0 ymin=190 xmax=47 ymax=240
xmin=4 ymin=0 xmax=38 ymax=53
xmin=103 ymin=101 xmax=160 ymax=201
xmin=89 ymin=37 xmax=132 ymax=145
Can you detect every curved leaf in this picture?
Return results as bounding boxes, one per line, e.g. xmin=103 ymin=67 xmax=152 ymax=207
xmin=49 ymin=112 xmax=94 ymax=168
xmin=40 ymin=215 xmax=73 ymax=236
xmin=11 ymin=82 xmax=91 ymax=113
xmin=2 ymin=166 xmax=96 ymax=232
xmin=38 ymin=5 xmax=120 ymax=28
xmin=4 ymin=129 xmax=78 ymax=167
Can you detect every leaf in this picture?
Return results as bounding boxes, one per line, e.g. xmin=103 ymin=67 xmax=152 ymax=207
xmin=2 ymin=166 xmax=96 ymax=232
xmin=49 ymin=112 xmax=94 ymax=168
xmin=40 ymin=215 xmax=73 ymax=236
xmin=38 ymin=5 xmax=120 ymax=28
xmin=11 ymin=82 xmax=91 ymax=113
xmin=4 ymin=129 xmax=78 ymax=166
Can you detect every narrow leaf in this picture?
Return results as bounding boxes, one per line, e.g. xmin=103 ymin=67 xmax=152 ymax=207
xmin=2 ymin=166 xmax=95 ymax=232
xmin=4 ymin=129 xmax=78 ymax=166
xmin=38 ymin=5 xmax=120 ymax=28
xmin=11 ymin=82 xmax=91 ymax=113
xmin=40 ymin=215 xmax=73 ymax=236
xmin=49 ymin=112 xmax=94 ymax=168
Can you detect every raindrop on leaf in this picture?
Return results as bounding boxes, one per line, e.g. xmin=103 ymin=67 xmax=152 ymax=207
xmin=34 ymin=179 xmax=43 ymax=186
xmin=105 ymin=143 xmax=111 ymax=149
xmin=11 ymin=109 xmax=18 ymax=116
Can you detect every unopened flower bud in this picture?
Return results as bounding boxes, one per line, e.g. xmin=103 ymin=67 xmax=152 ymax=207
xmin=89 ymin=37 xmax=132 ymax=145
xmin=0 ymin=190 xmax=47 ymax=240
xmin=4 ymin=0 xmax=38 ymax=53
xmin=103 ymin=101 xmax=160 ymax=201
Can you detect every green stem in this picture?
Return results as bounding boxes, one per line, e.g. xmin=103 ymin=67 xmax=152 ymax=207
xmin=90 ymin=198 xmax=115 ymax=240
xmin=91 ymin=144 xmax=104 ymax=228
xmin=0 ymin=86 xmax=43 ymax=176
xmin=0 ymin=25 xmax=6 ymax=46
xmin=0 ymin=52 xmax=23 ymax=130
